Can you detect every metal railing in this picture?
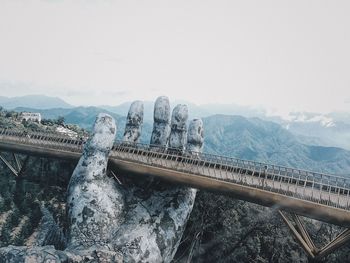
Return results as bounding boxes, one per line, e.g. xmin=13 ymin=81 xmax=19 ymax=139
xmin=1 ymin=128 xmax=350 ymax=211
xmin=110 ymin=141 xmax=350 ymax=211
xmin=0 ymin=128 xmax=84 ymax=153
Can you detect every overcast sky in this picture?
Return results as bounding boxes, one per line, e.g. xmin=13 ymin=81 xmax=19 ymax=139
xmin=0 ymin=0 xmax=349 ymax=115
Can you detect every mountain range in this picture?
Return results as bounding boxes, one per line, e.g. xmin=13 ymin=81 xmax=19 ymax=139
xmin=99 ymin=100 xmax=350 ymax=152
xmin=100 ymin=100 xmax=267 ymax=122
xmin=4 ymin=94 xmax=350 ymax=149
xmin=2 ymin=95 xmax=350 ymax=175
xmin=0 ymin=95 xmax=72 ymax=109
xmin=203 ymin=115 xmax=350 ymax=175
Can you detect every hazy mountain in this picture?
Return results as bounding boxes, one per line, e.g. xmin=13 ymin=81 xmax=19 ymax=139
xmin=6 ymin=94 xmax=349 ymax=150
xmin=4 ymin=93 xmax=349 ymax=147
xmin=0 ymin=95 xmax=72 ymax=109
xmin=100 ymin=100 xmax=211 ymax=122
xmin=328 ymin=112 xmax=350 ymax=125
xmin=12 ymin=104 xmax=350 ymax=175
xmin=268 ymin=112 xmax=350 ymax=150
xmin=100 ymin=100 xmax=266 ymax=121
xmin=100 ymin=101 xmax=156 ymax=122
xmin=203 ymin=114 xmax=350 ymax=176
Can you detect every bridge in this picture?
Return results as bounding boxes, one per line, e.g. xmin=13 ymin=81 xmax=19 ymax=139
xmin=0 ymin=128 xmax=350 ymax=258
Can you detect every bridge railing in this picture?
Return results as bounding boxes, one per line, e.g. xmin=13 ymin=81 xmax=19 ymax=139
xmin=1 ymin=128 xmax=350 ymax=210
xmin=112 ymin=140 xmax=350 ymax=189
xmin=111 ymin=140 xmax=350 ymax=210
xmin=0 ymin=128 xmax=84 ymax=153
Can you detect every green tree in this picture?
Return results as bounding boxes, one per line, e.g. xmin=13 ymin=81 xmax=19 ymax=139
xmin=21 ymin=119 xmax=28 ymax=127
xmin=56 ymin=116 xmax=65 ymax=126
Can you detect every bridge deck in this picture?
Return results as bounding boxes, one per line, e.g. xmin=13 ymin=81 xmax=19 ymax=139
xmin=1 ymin=129 xmax=350 ymax=227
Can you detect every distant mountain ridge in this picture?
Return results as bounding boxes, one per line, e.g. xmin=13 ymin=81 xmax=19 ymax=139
xmin=270 ymin=112 xmax=350 ymax=150
xmin=4 ymin=97 xmax=350 ymax=171
xmin=203 ymin=114 xmax=350 ymax=176
xmin=99 ymin=100 xmax=267 ymax=121
xmin=0 ymin=95 xmax=72 ymax=109
xmin=5 ymin=94 xmax=350 ymax=149
xmin=13 ymin=106 xmax=350 ymax=176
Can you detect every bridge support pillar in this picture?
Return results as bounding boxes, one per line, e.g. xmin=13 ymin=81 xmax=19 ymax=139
xmin=279 ymin=210 xmax=350 ymax=259
xmin=0 ymin=152 xmax=29 ymax=177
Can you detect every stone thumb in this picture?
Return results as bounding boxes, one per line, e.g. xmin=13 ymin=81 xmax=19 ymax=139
xmin=67 ymin=113 xmax=120 ymax=250
xmin=85 ymin=113 xmax=116 ymax=155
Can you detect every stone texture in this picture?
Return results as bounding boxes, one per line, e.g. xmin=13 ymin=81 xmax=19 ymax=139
xmin=187 ymin=118 xmax=204 ymax=153
xmin=169 ymin=104 xmax=188 ymax=151
xmin=64 ymin=248 xmax=123 ymax=262
xmin=0 ymin=246 xmax=68 ymax=263
xmin=150 ymin=96 xmax=171 ymax=147
xmin=0 ymin=245 xmax=123 ymax=263
xmin=33 ymin=206 xmax=66 ymax=250
xmin=66 ymin=113 xmax=124 ymax=251
xmin=123 ymin=100 xmax=143 ymax=143
xmin=105 ymin=98 xmax=202 ymax=263
xmin=111 ymin=186 xmax=197 ymax=263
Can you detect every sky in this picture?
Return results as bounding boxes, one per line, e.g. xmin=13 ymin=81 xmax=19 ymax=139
xmin=0 ymin=0 xmax=349 ymax=115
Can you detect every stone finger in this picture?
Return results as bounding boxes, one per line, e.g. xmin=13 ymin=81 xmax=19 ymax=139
xmin=150 ymin=96 xmax=171 ymax=147
xmin=169 ymin=104 xmax=188 ymax=152
xmin=187 ymin=118 xmax=204 ymax=153
xmin=123 ymin=100 xmax=144 ymax=143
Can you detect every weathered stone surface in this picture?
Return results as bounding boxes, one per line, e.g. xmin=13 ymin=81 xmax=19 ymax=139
xmin=0 ymin=245 xmax=123 ymax=263
xmin=66 ymin=113 xmax=124 ymax=250
xmin=150 ymin=96 xmax=171 ymax=147
xmin=123 ymin=100 xmax=143 ymax=143
xmin=64 ymin=248 xmax=123 ymax=262
xmin=111 ymin=186 xmax=197 ymax=263
xmin=187 ymin=118 xmax=204 ymax=153
xmin=106 ymin=98 xmax=200 ymax=263
xmin=34 ymin=206 xmax=66 ymax=250
xmin=169 ymin=104 xmax=188 ymax=151
xmin=0 ymin=245 xmax=68 ymax=263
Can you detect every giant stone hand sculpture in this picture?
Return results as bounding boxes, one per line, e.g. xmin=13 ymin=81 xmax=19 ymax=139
xmin=0 ymin=97 xmax=204 ymax=263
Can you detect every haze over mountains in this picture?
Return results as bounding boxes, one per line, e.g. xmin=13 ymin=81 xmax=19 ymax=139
xmin=5 ymin=95 xmax=350 ymax=150
xmin=0 ymin=95 xmax=72 ymax=110
xmin=203 ymin=115 xmax=350 ymax=175
xmin=2 ymin=95 xmax=350 ymax=175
